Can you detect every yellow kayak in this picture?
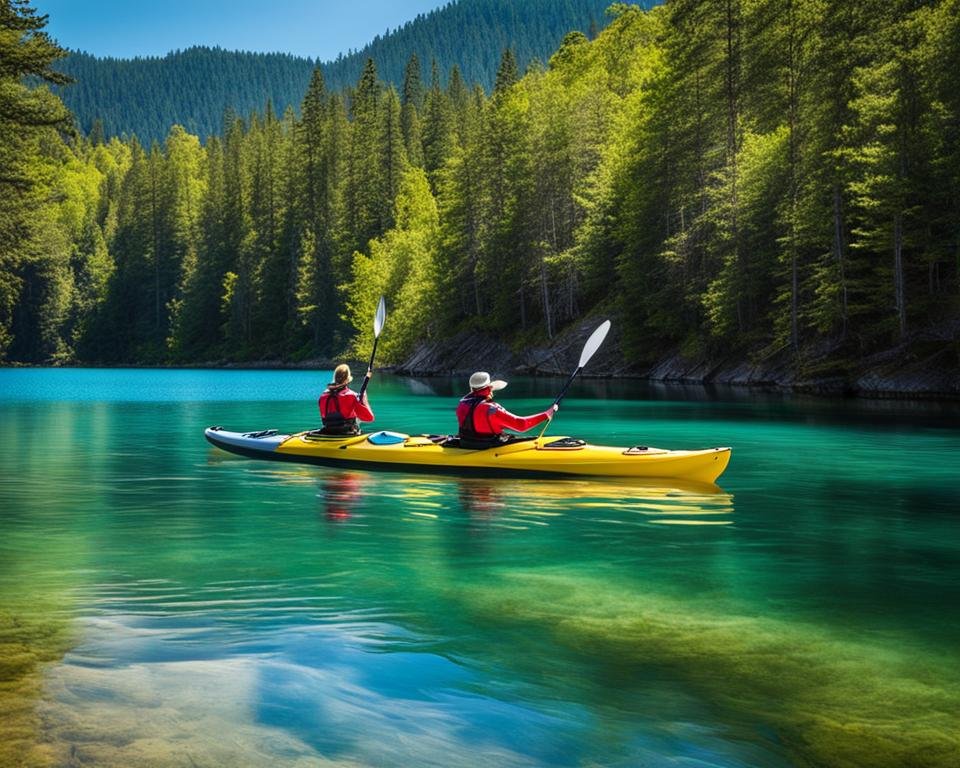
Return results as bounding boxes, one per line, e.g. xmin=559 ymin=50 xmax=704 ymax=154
xmin=205 ymin=427 xmax=731 ymax=484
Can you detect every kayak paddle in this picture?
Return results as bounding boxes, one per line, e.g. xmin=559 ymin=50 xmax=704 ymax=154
xmin=358 ymin=295 xmax=386 ymax=399
xmin=538 ymin=319 xmax=611 ymax=439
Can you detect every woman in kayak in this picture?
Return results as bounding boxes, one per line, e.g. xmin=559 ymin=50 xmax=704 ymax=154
xmin=319 ymin=364 xmax=374 ymax=435
xmin=456 ymin=371 xmax=557 ymax=448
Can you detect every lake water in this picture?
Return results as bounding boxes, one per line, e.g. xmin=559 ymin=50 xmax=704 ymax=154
xmin=1 ymin=368 xmax=959 ymax=767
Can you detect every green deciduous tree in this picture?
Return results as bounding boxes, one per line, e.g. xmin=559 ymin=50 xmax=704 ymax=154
xmin=345 ymin=167 xmax=439 ymax=361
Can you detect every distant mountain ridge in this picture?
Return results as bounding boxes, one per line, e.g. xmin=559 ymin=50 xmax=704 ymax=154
xmin=54 ymin=0 xmax=621 ymax=143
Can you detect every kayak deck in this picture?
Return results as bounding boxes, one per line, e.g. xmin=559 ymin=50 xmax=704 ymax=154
xmin=205 ymin=427 xmax=731 ymax=484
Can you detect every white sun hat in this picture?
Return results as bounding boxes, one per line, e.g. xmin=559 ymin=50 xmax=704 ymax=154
xmin=469 ymin=371 xmax=507 ymax=391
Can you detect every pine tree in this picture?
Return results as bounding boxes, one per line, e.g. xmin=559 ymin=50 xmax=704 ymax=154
xmin=421 ymin=59 xmax=454 ymax=187
xmin=446 ymin=65 xmax=471 ymax=146
xmin=294 ymin=69 xmax=343 ymax=356
xmin=436 ymin=86 xmax=487 ymax=321
xmin=845 ymin=1 xmax=934 ymax=345
xmin=0 ymin=0 xmax=72 ymax=359
xmin=381 ymin=87 xmax=409 ymax=233
xmin=494 ymin=48 xmax=519 ymax=95
xmin=401 ymin=53 xmax=425 ymax=166
xmin=340 ymin=59 xmax=384 ymax=263
xmin=168 ymin=136 xmax=226 ymax=360
xmin=221 ymin=113 xmax=252 ymax=356
xmin=250 ymin=101 xmax=290 ymax=354
xmin=923 ymin=0 xmax=960 ymax=311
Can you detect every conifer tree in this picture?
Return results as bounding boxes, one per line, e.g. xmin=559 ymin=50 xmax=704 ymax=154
xmin=401 ymin=53 xmax=425 ymax=166
xmin=340 ymin=59 xmax=384 ymax=263
xmin=221 ymin=113 xmax=252 ymax=356
xmin=294 ymin=68 xmax=343 ymax=355
xmin=380 ymin=87 xmax=409 ymax=233
xmin=0 ymin=0 xmax=72 ymax=358
xmin=826 ymin=2 xmax=936 ymax=347
xmin=447 ymin=65 xmax=470 ymax=145
xmin=250 ymin=101 xmax=290 ymax=354
xmin=169 ymin=136 xmax=226 ymax=360
xmin=421 ymin=59 xmax=454 ymax=188
xmin=494 ymin=48 xmax=519 ymax=95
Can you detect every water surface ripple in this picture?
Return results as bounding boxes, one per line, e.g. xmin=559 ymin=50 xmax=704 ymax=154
xmin=2 ymin=368 xmax=959 ymax=767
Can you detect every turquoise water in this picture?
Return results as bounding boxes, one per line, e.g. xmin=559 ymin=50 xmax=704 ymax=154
xmin=2 ymin=368 xmax=959 ymax=767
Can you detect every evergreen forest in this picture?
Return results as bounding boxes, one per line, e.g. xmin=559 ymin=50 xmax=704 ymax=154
xmin=2 ymin=0 xmax=959 ymax=378
xmin=55 ymin=0 xmax=618 ymax=144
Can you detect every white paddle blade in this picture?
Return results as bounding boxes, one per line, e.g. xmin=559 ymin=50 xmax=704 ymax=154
xmin=578 ymin=320 xmax=611 ymax=368
xmin=373 ymin=296 xmax=387 ymax=338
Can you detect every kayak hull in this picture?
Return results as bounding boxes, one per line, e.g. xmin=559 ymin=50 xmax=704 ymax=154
xmin=205 ymin=427 xmax=731 ymax=484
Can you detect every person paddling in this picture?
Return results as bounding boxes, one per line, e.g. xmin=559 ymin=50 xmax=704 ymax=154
xmin=456 ymin=371 xmax=557 ymax=448
xmin=319 ymin=364 xmax=374 ymax=435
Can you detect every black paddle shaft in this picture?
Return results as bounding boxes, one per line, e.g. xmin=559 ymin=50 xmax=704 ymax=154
xmin=552 ymin=366 xmax=583 ymax=408
xmin=358 ymin=336 xmax=379 ymax=399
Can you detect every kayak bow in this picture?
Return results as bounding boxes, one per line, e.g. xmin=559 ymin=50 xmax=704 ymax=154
xmin=204 ymin=427 xmax=731 ymax=484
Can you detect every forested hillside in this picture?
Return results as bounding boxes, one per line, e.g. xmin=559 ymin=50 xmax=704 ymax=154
xmin=3 ymin=0 xmax=959 ymax=384
xmin=55 ymin=0 xmax=617 ymax=143
xmin=58 ymin=49 xmax=317 ymax=146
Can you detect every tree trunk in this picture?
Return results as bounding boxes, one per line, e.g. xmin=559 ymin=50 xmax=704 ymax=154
xmin=832 ymin=185 xmax=848 ymax=338
xmin=473 ymin=263 xmax=482 ymax=316
xmin=543 ymin=203 xmax=557 ymax=339
xmin=725 ymin=0 xmax=742 ymax=332
xmin=540 ymin=253 xmax=553 ymax=339
xmin=787 ymin=0 xmax=799 ymax=352
xmin=151 ymin=163 xmax=160 ymax=336
xmin=519 ymin=283 xmax=526 ymax=330
xmin=894 ymin=212 xmax=906 ymax=338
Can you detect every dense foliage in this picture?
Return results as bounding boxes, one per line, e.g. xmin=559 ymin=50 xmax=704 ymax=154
xmin=54 ymin=0 xmax=616 ymax=144
xmin=3 ymin=0 xmax=958 ymax=373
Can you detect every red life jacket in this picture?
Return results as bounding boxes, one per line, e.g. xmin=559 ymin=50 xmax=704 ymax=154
xmin=456 ymin=393 xmax=504 ymax=447
xmin=457 ymin=394 xmax=492 ymax=437
xmin=319 ymin=387 xmax=361 ymax=435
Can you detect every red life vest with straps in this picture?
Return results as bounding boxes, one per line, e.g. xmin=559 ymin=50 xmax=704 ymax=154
xmin=457 ymin=393 xmax=502 ymax=443
xmin=319 ymin=386 xmax=362 ymax=435
xmin=456 ymin=391 xmax=553 ymax=446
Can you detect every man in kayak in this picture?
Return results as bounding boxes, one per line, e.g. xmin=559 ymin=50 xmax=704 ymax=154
xmin=319 ymin=364 xmax=374 ymax=435
xmin=456 ymin=371 xmax=557 ymax=448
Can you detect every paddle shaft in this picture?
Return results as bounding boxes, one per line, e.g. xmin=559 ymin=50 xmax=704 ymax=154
xmin=552 ymin=366 xmax=583 ymax=409
xmin=358 ymin=336 xmax=379 ymax=399
xmin=536 ymin=366 xmax=580 ymax=440
xmin=535 ymin=319 xmax=610 ymax=442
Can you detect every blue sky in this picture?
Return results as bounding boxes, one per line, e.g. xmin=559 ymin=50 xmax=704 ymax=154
xmin=34 ymin=0 xmax=446 ymax=60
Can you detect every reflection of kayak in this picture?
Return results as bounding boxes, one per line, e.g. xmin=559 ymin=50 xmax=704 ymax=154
xmin=452 ymin=476 xmax=734 ymax=523
xmin=205 ymin=427 xmax=731 ymax=483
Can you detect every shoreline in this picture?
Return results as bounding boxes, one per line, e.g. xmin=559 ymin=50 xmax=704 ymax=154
xmin=3 ymin=316 xmax=958 ymax=402
xmin=3 ymin=359 xmax=958 ymax=402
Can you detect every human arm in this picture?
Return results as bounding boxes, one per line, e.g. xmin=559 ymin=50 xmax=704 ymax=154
xmin=352 ymin=391 xmax=375 ymax=422
xmin=487 ymin=403 xmax=556 ymax=433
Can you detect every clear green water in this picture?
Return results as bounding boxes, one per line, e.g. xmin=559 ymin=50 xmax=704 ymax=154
xmin=2 ymin=368 xmax=959 ymax=767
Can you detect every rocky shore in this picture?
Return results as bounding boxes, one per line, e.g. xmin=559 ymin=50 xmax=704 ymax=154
xmin=6 ymin=321 xmax=956 ymax=400
xmin=394 ymin=318 xmax=960 ymax=400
